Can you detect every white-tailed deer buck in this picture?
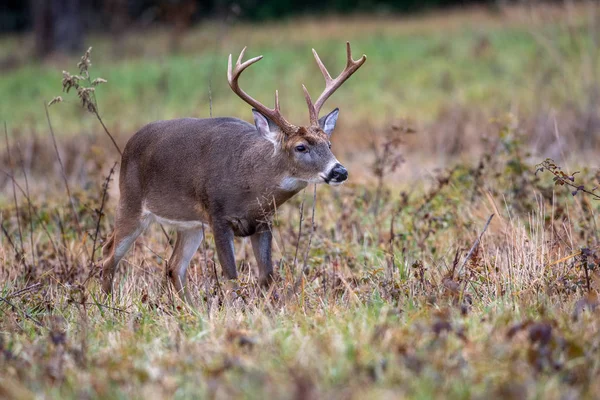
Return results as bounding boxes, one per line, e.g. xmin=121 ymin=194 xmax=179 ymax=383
xmin=101 ymin=42 xmax=366 ymax=302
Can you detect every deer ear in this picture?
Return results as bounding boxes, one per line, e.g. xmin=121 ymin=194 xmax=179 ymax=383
xmin=252 ymin=109 xmax=280 ymax=146
xmin=318 ymin=108 xmax=339 ymax=137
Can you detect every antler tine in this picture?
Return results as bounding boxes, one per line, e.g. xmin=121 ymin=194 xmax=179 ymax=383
xmin=228 ymin=53 xmax=264 ymax=80
xmin=311 ymin=49 xmax=332 ymax=83
xmin=345 ymin=41 xmax=354 ymax=68
xmin=227 ymin=53 xmax=233 ymax=81
xmin=227 ymin=47 xmax=293 ymax=130
xmin=237 ymin=46 xmax=247 ymax=66
xmin=302 ymin=84 xmax=317 ymax=124
xmin=305 ymin=42 xmax=367 ymax=125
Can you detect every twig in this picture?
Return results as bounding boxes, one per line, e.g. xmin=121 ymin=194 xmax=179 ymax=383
xmin=538 ymin=159 xmax=600 ymax=201
xmin=1 ymin=168 xmax=61 ymax=262
xmin=293 ymin=185 xmax=318 ymax=292
xmin=84 ymin=302 xmax=130 ymax=314
xmin=457 ymin=214 xmax=495 ymax=276
xmin=4 ymin=122 xmax=24 ymax=256
xmin=85 ymin=70 xmax=122 ymax=157
xmin=0 ymin=219 xmax=18 ymax=256
xmin=17 ymin=141 xmax=36 ymax=264
xmin=270 ymin=194 xmax=286 ymax=256
xmin=0 ymin=295 xmax=43 ymax=327
xmin=45 ymin=103 xmax=83 ymax=236
xmin=387 ymin=213 xmax=396 ymax=280
xmin=141 ymin=243 xmax=166 ymax=262
xmin=91 ymin=163 xmax=116 ymax=261
xmin=159 ymin=224 xmax=172 ymax=249
xmin=292 ymin=195 xmax=306 ymax=274
xmin=83 ymin=162 xmax=117 ymax=285
xmin=5 ymin=283 xmax=42 ymax=299
xmin=94 ymin=113 xmax=122 ymax=156
xmin=55 ymin=209 xmax=71 ymax=269
xmin=301 ymin=184 xmax=318 ymax=275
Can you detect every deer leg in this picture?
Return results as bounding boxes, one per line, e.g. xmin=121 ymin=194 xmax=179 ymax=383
xmin=101 ymin=211 xmax=148 ymax=294
xmin=251 ymin=228 xmax=274 ymax=287
xmin=167 ymin=228 xmax=203 ymax=303
xmin=211 ymin=220 xmax=238 ymax=280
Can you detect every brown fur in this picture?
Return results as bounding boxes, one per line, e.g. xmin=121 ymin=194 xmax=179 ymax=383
xmin=101 ymin=42 xmax=364 ymax=301
xmin=284 ymin=126 xmax=329 ymax=149
xmin=100 ymin=116 xmax=341 ymax=299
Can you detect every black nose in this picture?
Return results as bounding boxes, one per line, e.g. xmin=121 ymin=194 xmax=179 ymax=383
xmin=329 ymin=163 xmax=348 ymax=182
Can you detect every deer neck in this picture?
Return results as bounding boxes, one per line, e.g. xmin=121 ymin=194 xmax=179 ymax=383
xmin=238 ymin=139 xmax=307 ymax=213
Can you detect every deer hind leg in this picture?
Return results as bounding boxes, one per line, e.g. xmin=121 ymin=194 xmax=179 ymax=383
xmin=101 ymin=210 xmax=149 ymax=295
xmin=167 ymin=228 xmax=204 ymax=303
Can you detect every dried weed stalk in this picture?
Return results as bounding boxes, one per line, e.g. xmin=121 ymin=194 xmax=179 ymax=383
xmin=51 ymin=47 xmax=122 ymax=156
xmin=536 ymin=158 xmax=600 ymax=200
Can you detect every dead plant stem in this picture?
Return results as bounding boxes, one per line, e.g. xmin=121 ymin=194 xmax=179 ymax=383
xmin=4 ymin=122 xmax=24 ymax=256
xmin=44 ymin=103 xmax=83 ymax=237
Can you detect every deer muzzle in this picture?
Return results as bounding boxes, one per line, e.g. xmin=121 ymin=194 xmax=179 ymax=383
xmin=327 ymin=163 xmax=348 ymax=185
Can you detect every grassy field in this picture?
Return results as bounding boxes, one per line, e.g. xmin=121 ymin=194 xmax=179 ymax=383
xmin=1 ymin=4 xmax=598 ymax=184
xmin=1 ymin=4 xmax=600 ymax=399
xmin=0 ymin=5 xmax=598 ymax=130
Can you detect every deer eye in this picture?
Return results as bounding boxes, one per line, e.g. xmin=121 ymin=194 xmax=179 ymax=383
xmin=328 ymin=142 xmax=332 ymax=149
xmin=295 ymin=144 xmax=308 ymax=153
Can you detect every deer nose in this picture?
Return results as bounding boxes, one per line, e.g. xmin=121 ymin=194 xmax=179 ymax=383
xmin=329 ymin=163 xmax=348 ymax=183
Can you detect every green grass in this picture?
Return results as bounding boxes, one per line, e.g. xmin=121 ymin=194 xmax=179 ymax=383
xmin=0 ymin=9 xmax=596 ymax=134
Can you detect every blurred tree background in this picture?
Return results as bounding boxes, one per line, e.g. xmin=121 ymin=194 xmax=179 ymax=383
xmin=1 ymin=0 xmax=506 ymax=57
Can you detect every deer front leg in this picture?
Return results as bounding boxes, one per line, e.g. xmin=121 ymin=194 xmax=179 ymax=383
xmin=211 ymin=219 xmax=238 ymax=280
xmin=251 ymin=228 xmax=274 ymax=287
xmin=167 ymin=228 xmax=204 ymax=304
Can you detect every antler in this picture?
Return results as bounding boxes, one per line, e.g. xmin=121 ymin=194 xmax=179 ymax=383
xmin=303 ymin=42 xmax=367 ymax=125
xmin=227 ymin=47 xmax=294 ymax=131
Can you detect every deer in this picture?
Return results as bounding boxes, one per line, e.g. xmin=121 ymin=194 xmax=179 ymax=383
xmin=100 ymin=42 xmax=366 ymax=302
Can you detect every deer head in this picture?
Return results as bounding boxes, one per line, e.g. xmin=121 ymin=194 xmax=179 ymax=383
xmin=227 ymin=42 xmax=366 ymax=186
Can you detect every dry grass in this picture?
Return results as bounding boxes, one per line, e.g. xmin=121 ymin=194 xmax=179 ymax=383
xmin=1 ymin=111 xmax=600 ymax=398
xmin=1 ymin=3 xmax=600 ymax=399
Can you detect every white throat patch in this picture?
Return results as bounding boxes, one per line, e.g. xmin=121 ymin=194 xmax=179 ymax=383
xmin=279 ymin=176 xmax=308 ymax=192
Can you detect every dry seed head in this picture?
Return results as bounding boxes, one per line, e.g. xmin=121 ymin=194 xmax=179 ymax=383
xmin=91 ymin=78 xmax=107 ymax=86
xmin=48 ymin=96 xmax=63 ymax=107
xmin=77 ymin=86 xmax=96 ymax=113
xmin=77 ymin=47 xmax=93 ymax=76
xmin=61 ymin=71 xmax=80 ymax=93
